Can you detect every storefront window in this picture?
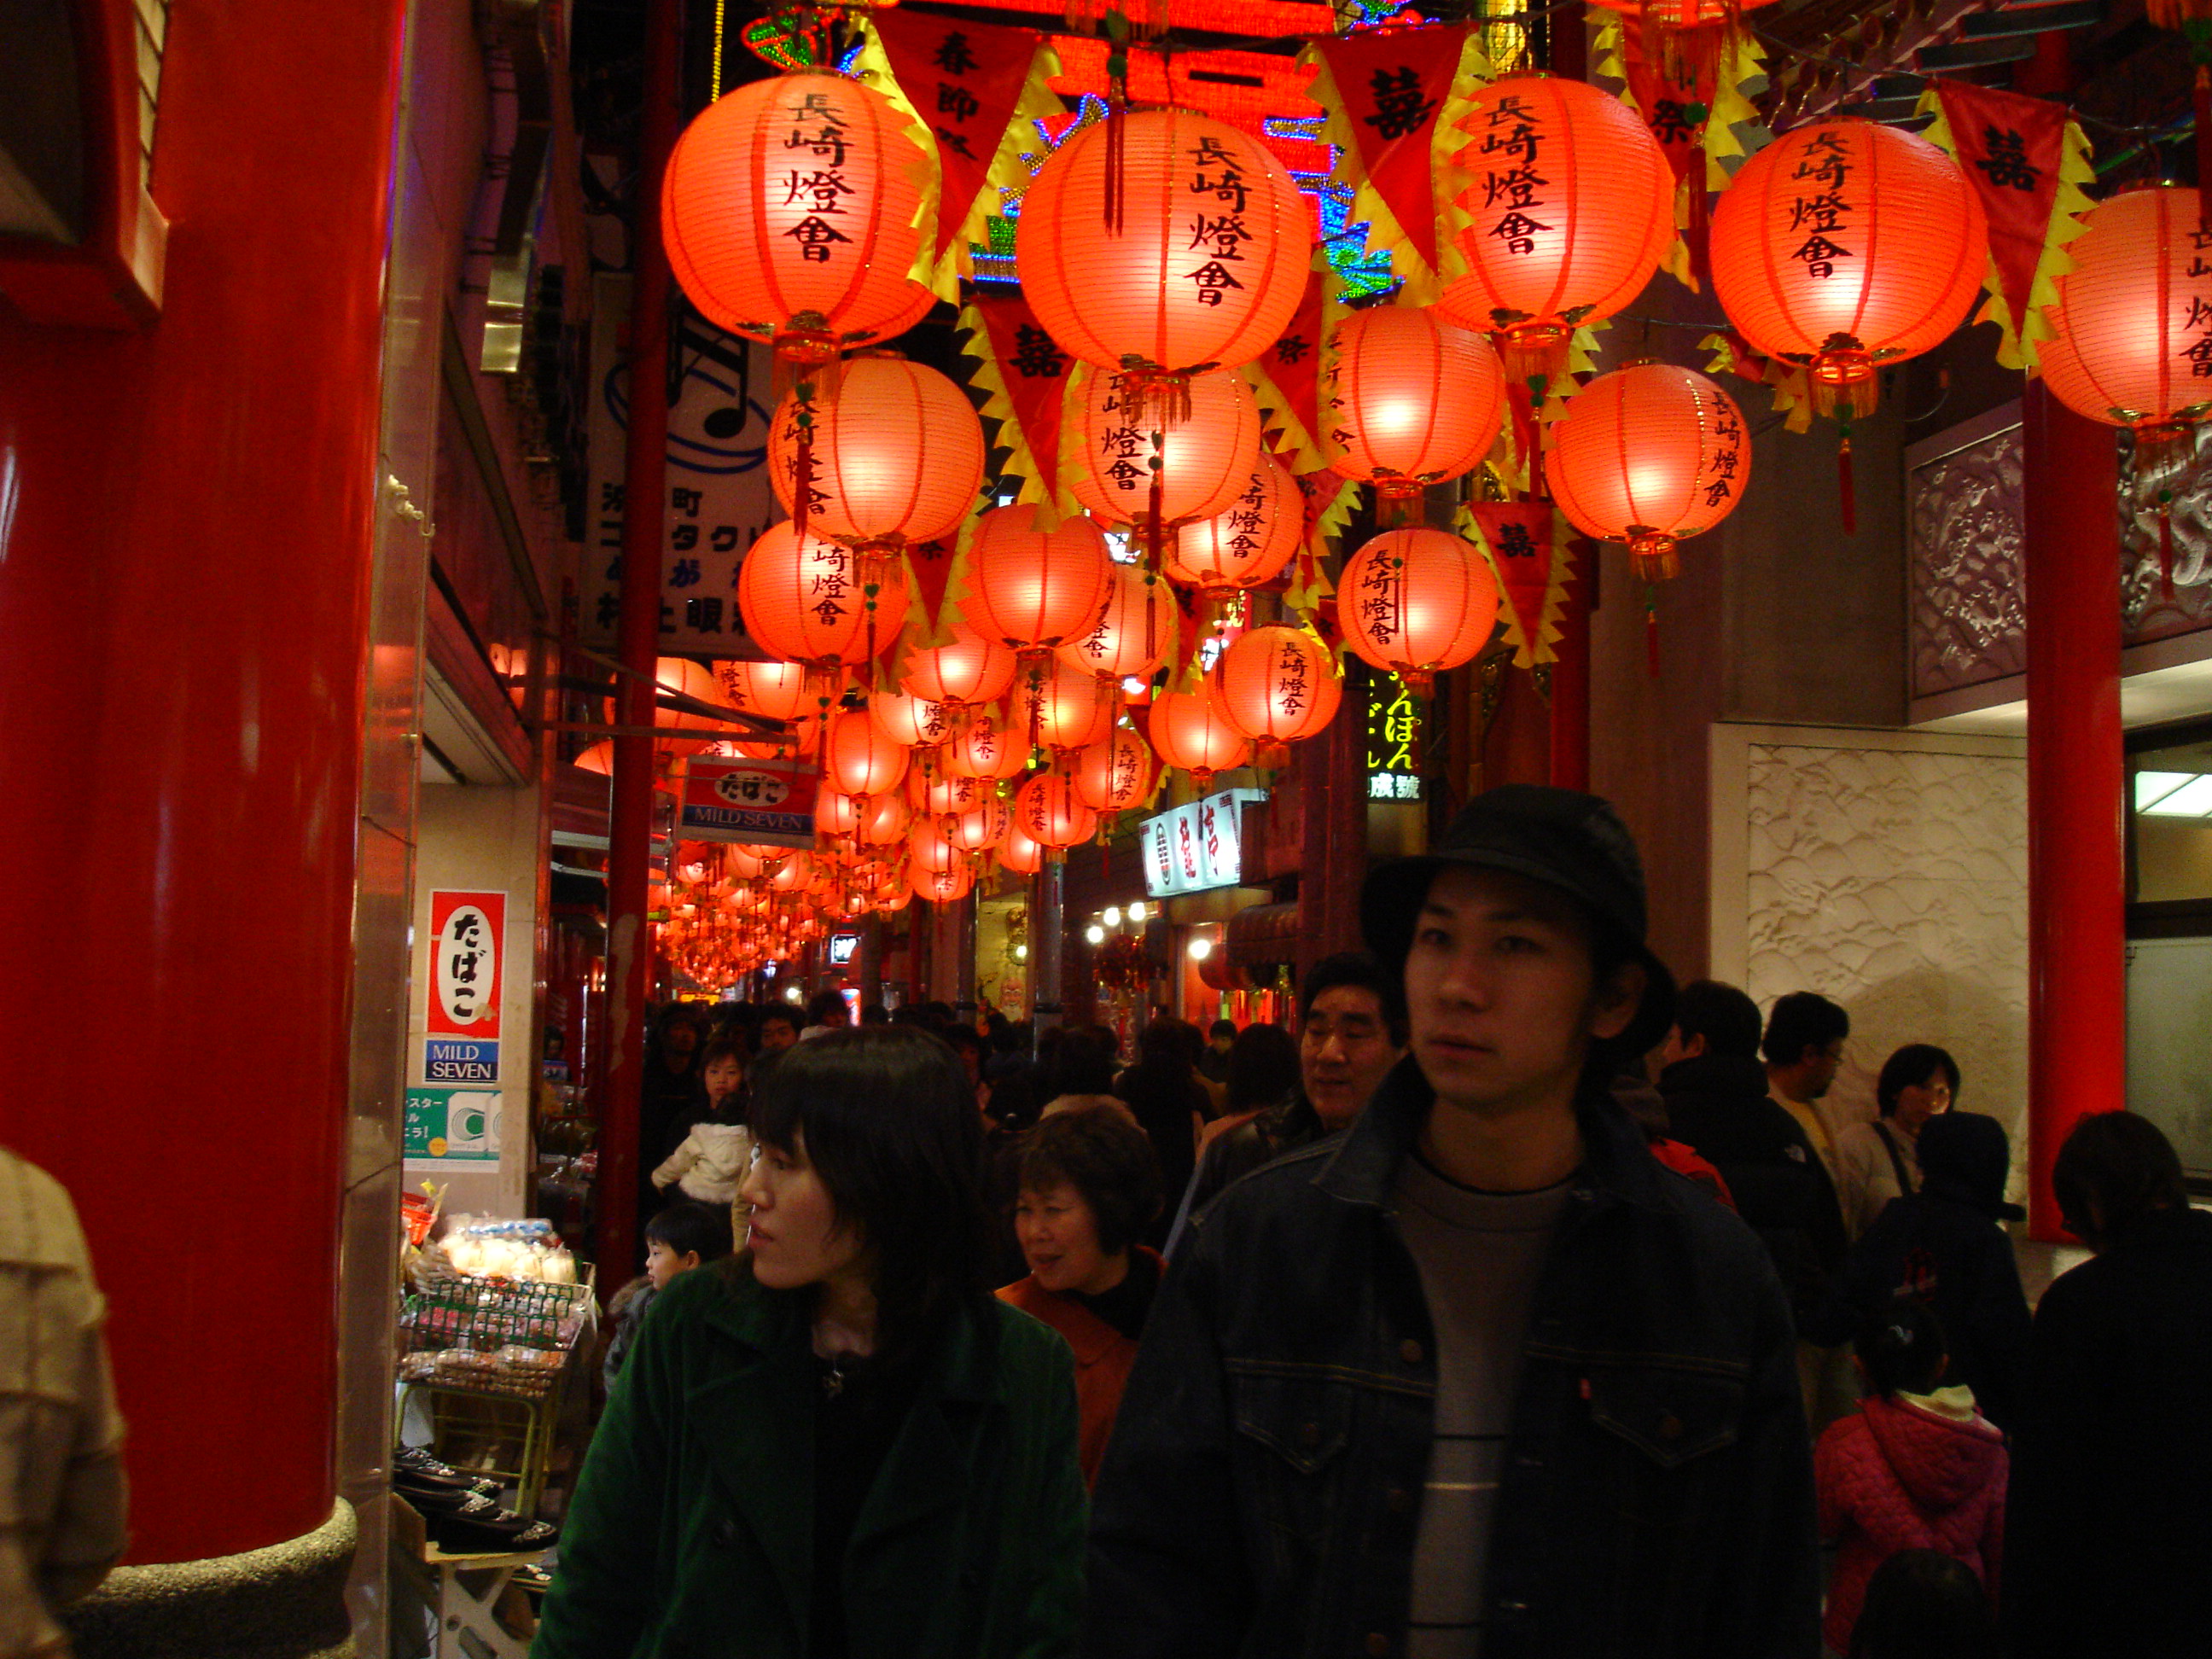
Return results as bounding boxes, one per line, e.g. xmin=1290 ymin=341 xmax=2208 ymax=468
xmin=2124 ymin=725 xmax=2212 ymax=1179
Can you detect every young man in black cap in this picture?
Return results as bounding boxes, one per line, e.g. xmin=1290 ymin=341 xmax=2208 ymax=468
xmin=1086 ymin=786 xmax=1819 ymax=1659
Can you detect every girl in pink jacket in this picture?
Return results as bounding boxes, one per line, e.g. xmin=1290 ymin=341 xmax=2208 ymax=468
xmin=1817 ymin=1301 xmax=2006 ymax=1656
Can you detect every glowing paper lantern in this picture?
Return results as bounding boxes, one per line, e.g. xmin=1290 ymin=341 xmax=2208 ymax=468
xmin=816 ymin=789 xmax=865 ymax=837
xmin=900 ymin=634 xmax=1018 ymax=708
xmin=1438 ymin=76 xmax=1674 ymax=383
xmin=1710 ymin=119 xmax=1987 ymax=419
xmin=662 ymin=73 xmax=934 ymax=367
xmin=738 ymin=521 xmax=911 ymax=667
xmin=1057 ymin=565 xmax=1179 ymax=685
xmin=912 ymin=860 xmax=976 ymax=905
xmin=822 ymin=707 xmax=910 ymax=798
xmin=733 ymin=713 xmax=821 ymax=761
xmin=910 ymin=819 xmax=969 ymax=874
xmin=1074 ymin=729 xmax=1157 ymax=814
xmin=868 ymin=689 xmax=957 ymax=749
xmin=607 ymin=657 xmax=728 ymax=756
xmin=857 ymin=792 xmax=911 ymax=846
xmin=952 ymin=797 xmax=1013 ymax=853
xmin=1017 ymin=108 xmax=1310 ymax=385
xmin=959 ymin=506 xmax=1115 ymax=653
xmin=768 ymin=851 xmax=818 ymax=893
xmin=942 ymin=704 xmax=1030 ymax=781
xmin=1014 ymin=771 xmax=1100 ymax=850
xmin=718 ymin=659 xmax=821 ymax=724
xmin=1069 ymin=368 xmax=1260 ymax=528
xmin=911 ymin=770 xmax=987 ymax=817
xmin=768 ymin=354 xmax=986 ymax=547
xmin=1212 ymin=625 xmax=1342 ymax=754
xmin=1324 ymin=308 xmax=1506 ymax=510
xmin=998 ymin=818 xmax=1045 ymax=875
xmin=1337 ymin=529 xmax=1501 ymax=692
xmin=1546 ymin=362 xmax=1750 ymax=581
xmin=574 ymin=740 xmax=614 ymax=775
xmin=1166 ymin=455 xmax=1303 ymax=595
xmin=1146 ymin=686 xmax=1252 ymax=787
xmin=1019 ymin=656 xmax=1119 ymax=754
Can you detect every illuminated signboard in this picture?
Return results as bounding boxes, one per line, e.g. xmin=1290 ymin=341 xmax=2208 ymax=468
xmin=1365 ymin=678 xmax=1422 ymax=801
xmin=1138 ymin=789 xmax=1267 ymax=898
xmin=828 ymin=932 xmax=859 ymax=966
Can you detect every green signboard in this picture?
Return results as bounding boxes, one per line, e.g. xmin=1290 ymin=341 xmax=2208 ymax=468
xmin=404 ymin=1086 xmax=502 ymax=1163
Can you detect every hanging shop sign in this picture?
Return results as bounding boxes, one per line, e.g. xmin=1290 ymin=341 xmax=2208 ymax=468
xmin=679 ymin=754 xmax=819 ymax=849
xmin=1365 ymin=678 xmax=1422 ymax=800
xmin=404 ymin=1086 xmax=502 ymax=1164
xmin=582 ymin=272 xmax=781 ymax=655
xmin=1139 ymin=788 xmax=1267 ymax=899
xmin=829 ymin=931 xmax=861 ymax=966
xmin=425 ymin=889 xmax=504 ymax=1082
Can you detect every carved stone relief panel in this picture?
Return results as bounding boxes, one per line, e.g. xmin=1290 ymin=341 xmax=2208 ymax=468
xmin=1908 ymin=424 xmax=2025 ymax=700
xmin=2120 ymin=428 xmax=2212 ymax=644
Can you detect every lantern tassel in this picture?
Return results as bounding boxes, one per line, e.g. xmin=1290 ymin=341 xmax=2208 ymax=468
xmin=1685 ymin=147 xmax=1711 ymax=292
xmin=1644 ymin=585 xmax=1661 ymax=680
xmin=1837 ymin=422 xmax=1857 ymax=536
xmin=2197 ymin=64 xmax=2212 ymax=238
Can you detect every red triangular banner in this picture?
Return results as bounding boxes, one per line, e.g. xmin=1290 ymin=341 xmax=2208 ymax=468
xmin=1260 ymin=272 xmax=1327 ymax=448
xmin=1317 ymin=26 xmax=1466 ymax=271
xmin=874 ymin=9 xmax=1042 ymax=263
xmin=1466 ymin=501 xmax=1556 ymax=652
xmin=1620 ymin=27 xmax=1717 ymax=187
xmin=906 ymin=538 xmax=954 ymax=634
xmin=1930 ymin=79 xmax=2070 ymax=351
xmin=974 ymin=292 xmax=1074 ymax=499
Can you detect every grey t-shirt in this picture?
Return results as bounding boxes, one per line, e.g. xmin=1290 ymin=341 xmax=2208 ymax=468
xmin=1394 ymin=1153 xmax=1573 ymax=1659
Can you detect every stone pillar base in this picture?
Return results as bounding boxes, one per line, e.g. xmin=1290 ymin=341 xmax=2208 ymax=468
xmin=64 ymin=1500 xmax=357 ymax=1659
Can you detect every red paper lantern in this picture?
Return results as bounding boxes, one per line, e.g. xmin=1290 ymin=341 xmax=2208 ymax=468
xmin=910 ymin=819 xmax=969 ymax=874
xmin=815 ymin=789 xmax=866 ymax=837
xmin=1069 ymin=368 xmax=1260 ymax=528
xmin=1324 ymin=307 xmax=1506 ymax=510
xmin=1212 ymin=625 xmax=1342 ymax=754
xmin=899 ymin=634 xmax=1018 ymax=707
xmin=738 ymin=522 xmax=911 ymax=667
xmin=662 ymin=73 xmax=934 ymax=367
xmin=717 ymin=659 xmax=820 ymax=723
xmin=959 ymin=505 xmax=1115 ymax=652
xmin=733 ymin=713 xmax=821 ymax=761
xmin=868 ymin=689 xmax=957 ymax=749
xmin=1438 ymin=76 xmax=1674 ymax=384
xmin=1146 ymin=686 xmax=1252 ymax=787
xmin=1018 ymin=108 xmax=1311 ymax=384
xmin=823 ymin=707 xmax=910 ymax=798
xmin=912 ymin=860 xmax=976 ymax=904
xmin=856 ymin=792 xmax=911 ymax=846
xmin=607 ymin=657 xmax=726 ymax=756
xmin=1337 ymin=529 xmax=1501 ymax=692
xmin=1018 ymin=655 xmax=1119 ymax=754
xmin=1166 ymin=454 xmax=1303 ymax=596
xmin=911 ymin=769 xmax=987 ymax=816
xmin=1547 ymin=362 xmax=1750 ymax=581
xmin=768 ymin=353 xmax=985 ymax=547
xmin=1074 ymin=728 xmax=1157 ymax=814
xmin=952 ymin=797 xmax=1013 ymax=853
xmin=768 ymin=851 xmax=818 ymax=893
xmin=1710 ymin=119 xmax=1987 ymax=418
xmin=1057 ymin=565 xmax=1179 ymax=685
xmin=942 ymin=703 xmax=1030 ymax=781
xmin=1014 ymin=771 xmax=1100 ymax=850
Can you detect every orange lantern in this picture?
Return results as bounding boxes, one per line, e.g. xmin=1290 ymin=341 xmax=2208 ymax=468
xmin=1212 ymin=625 xmax=1342 ymax=756
xmin=959 ymin=505 xmax=1115 ymax=653
xmin=768 ymin=352 xmax=986 ymax=548
xmin=952 ymin=797 xmax=1012 ymax=853
xmin=1018 ymin=655 xmax=1119 ymax=754
xmin=899 ymin=634 xmax=1018 ymax=708
xmin=738 ymin=521 xmax=911 ymax=667
xmin=1145 ymin=686 xmax=1253 ymax=788
xmin=573 ymin=740 xmax=614 ymax=776
xmin=608 ymin=657 xmax=727 ymax=756
xmin=822 ymin=707 xmax=910 ymax=798
xmin=868 ymin=689 xmax=957 ymax=749
xmin=1017 ymin=108 xmax=1311 ymax=390
xmin=1057 ymin=564 xmax=1179 ymax=686
xmin=857 ymin=792 xmax=911 ymax=846
xmin=911 ymin=769 xmax=987 ymax=817
xmin=1166 ymin=454 xmax=1303 ymax=596
xmin=718 ymin=659 xmax=821 ymax=723
xmin=942 ymin=704 xmax=1030 ymax=781
xmin=1547 ymin=361 xmax=1751 ymax=581
xmin=816 ymin=789 xmax=865 ymax=837
xmin=2036 ymin=183 xmax=2212 ymax=587
xmin=1337 ymin=529 xmax=1501 ymax=693
xmin=1324 ymin=308 xmax=1507 ymax=514
xmin=1438 ymin=76 xmax=1674 ymax=385
xmin=733 ymin=713 xmax=821 ymax=761
xmin=998 ymin=818 xmax=1045 ymax=875
xmin=1074 ymin=728 xmax=1157 ymax=814
xmin=1709 ymin=119 xmax=1986 ymax=419
xmin=768 ymin=851 xmax=818 ymax=893
xmin=910 ymin=819 xmax=969 ymax=874
xmin=912 ymin=860 xmax=976 ymax=905
xmin=1068 ymin=368 xmax=1260 ymax=530
xmin=662 ymin=73 xmax=933 ymax=369
xmin=1014 ymin=771 xmax=1100 ymax=850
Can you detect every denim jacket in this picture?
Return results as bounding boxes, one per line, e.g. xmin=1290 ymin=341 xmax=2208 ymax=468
xmin=1086 ymin=1057 xmax=1819 ymax=1659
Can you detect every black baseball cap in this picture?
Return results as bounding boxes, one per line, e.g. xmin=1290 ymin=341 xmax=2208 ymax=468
xmin=1359 ymin=784 xmax=1677 ymax=1056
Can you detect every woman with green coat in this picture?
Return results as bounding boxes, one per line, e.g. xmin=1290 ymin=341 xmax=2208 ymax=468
xmin=533 ymin=1027 xmax=1087 ymax=1659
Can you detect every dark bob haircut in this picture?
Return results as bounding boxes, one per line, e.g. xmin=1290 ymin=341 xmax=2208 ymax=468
xmin=644 ymin=1199 xmax=736 ymax=1264
xmin=1854 ymin=1299 xmax=1947 ymax=1400
xmin=1875 ymin=1044 xmax=1960 ymax=1119
xmin=2052 ymin=1110 xmax=2188 ymax=1248
xmin=1672 ymin=980 xmax=1763 ymax=1061
xmin=1225 ymin=1022 xmax=1301 ymax=1115
xmin=1016 ymin=1105 xmax=1163 ymax=1257
xmin=748 ymin=1027 xmax=993 ymax=1358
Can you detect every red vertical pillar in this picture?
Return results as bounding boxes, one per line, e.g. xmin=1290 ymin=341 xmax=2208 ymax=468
xmin=0 ymin=1 xmax=403 ymax=1562
xmin=599 ymin=0 xmax=684 ymax=1284
xmin=2023 ymin=381 xmax=2127 ymax=1240
xmin=1550 ymin=545 xmax=1593 ymax=792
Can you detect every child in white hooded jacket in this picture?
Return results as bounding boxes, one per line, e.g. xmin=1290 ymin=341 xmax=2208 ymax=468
xmin=651 ymin=1041 xmax=753 ymax=1206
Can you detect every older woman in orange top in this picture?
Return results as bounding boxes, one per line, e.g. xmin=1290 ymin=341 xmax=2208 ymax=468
xmin=998 ymin=1103 xmax=1165 ymax=1485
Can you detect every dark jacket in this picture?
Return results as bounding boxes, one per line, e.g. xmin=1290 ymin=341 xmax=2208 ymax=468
xmin=535 ymin=1256 xmax=1087 ymax=1659
xmin=1661 ymin=1053 xmax=1846 ymax=1324
xmin=2004 ymin=1205 xmax=2212 ymax=1659
xmin=1803 ymin=1188 xmax=2033 ymax=1430
xmin=1186 ymin=1091 xmax=1327 ymax=1216
xmin=1086 ymin=1057 xmax=1819 ymax=1659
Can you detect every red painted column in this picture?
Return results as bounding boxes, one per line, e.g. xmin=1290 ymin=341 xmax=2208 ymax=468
xmin=0 ymin=1 xmax=403 ymax=1561
xmin=1549 ymin=544 xmax=1593 ymax=792
xmin=599 ymin=0 xmax=684 ymax=1284
xmin=2023 ymin=381 xmax=2127 ymax=1240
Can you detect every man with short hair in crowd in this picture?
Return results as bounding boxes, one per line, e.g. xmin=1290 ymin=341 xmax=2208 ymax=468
xmin=1762 ymin=991 xmax=1853 ymax=1181
xmin=1088 ymin=787 xmax=1818 ymax=1659
xmin=1196 ymin=1017 xmax=1237 ymax=1086
xmin=798 ymin=987 xmax=852 ymax=1041
xmin=1167 ymin=952 xmax=1409 ymax=1250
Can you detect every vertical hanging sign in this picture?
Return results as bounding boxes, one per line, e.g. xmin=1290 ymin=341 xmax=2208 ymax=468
xmin=425 ymin=890 xmax=506 ymax=1081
